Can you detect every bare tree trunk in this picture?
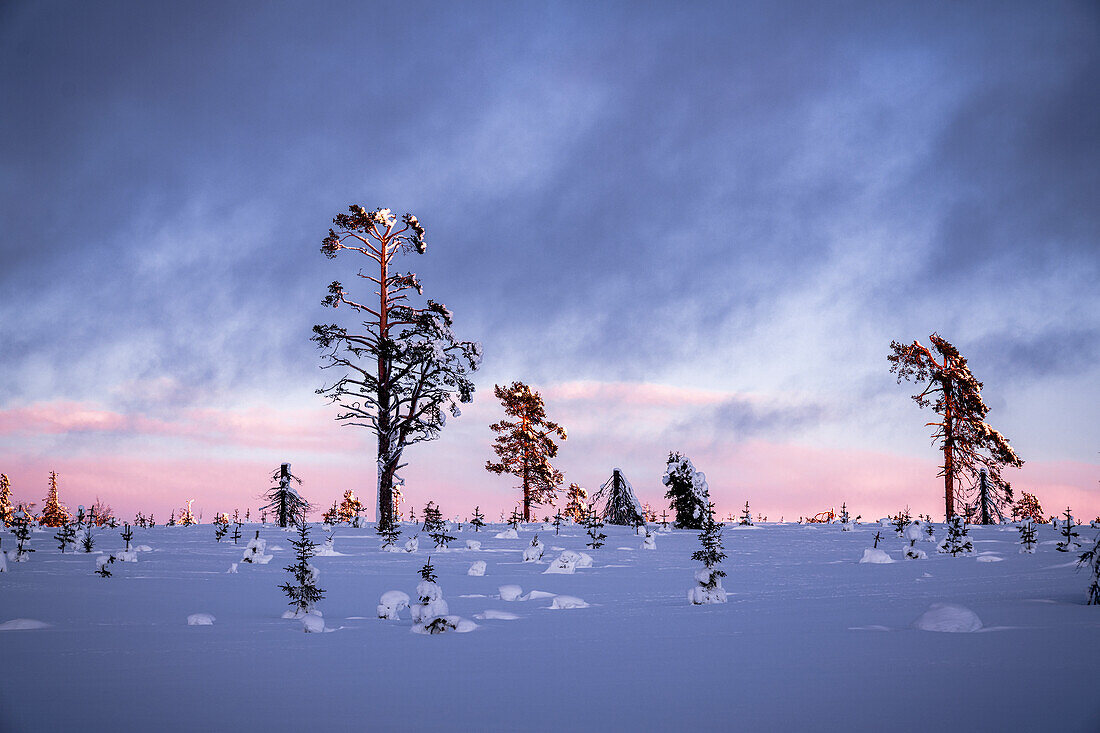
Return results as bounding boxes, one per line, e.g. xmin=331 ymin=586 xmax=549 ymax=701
xmin=942 ymin=383 xmax=955 ymax=521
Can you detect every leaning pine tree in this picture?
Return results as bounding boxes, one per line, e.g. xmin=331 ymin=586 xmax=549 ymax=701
xmin=485 ymin=381 xmax=567 ymax=522
xmin=596 ymin=468 xmax=643 ymax=526
xmin=662 ymin=452 xmax=710 ymax=529
xmin=313 ymin=206 xmax=480 ymax=530
xmin=0 ymin=474 xmax=13 ymax=526
xmin=889 ymin=333 xmax=1022 ymax=521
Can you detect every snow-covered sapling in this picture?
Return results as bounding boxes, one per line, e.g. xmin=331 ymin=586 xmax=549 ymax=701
xmin=924 ymin=519 xmax=936 ymax=541
xmin=470 ymin=506 xmax=485 ymax=532
xmin=55 ymin=521 xmax=77 ymax=553
xmin=739 ymin=501 xmax=753 ymax=526
xmin=213 ymin=518 xmax=228 ymax=542
xmin=422 ymin=501 xmax=444 ymax=534
xmin=584 ymin=505 xmax=606 ymax=550
xmin=279 ymin=521 xmax=325 ymax=615
xmin=1056 ymin=507 xmax=1080 ymax=552
xmin=552 ymin=510 xmax=563 ymax=535
xmin=81 ymin=526 xmax=94 ymax=553
xmin=891 ymin=509 xmax=911 ymax=537
xmin=231 ymin=521 xmax=242 ymax=544
xmin=937 ymin=516 xmax=974 ymax=556
xmin=872 ymin=531 xmax=882 ymax=549
xmin=95 ymin=554 xmax=116 ymax=578
xmin=1076 ymin=534 xmax=1100 ymax=605
xmin=903 ymin=522 xmax=926 ymax=559
xmin=839 ymin=502 xmax=851 ymax=530
xmin=689 ymin=502 xmax=727 ymax=605
xmin=522 ymin=533 xmax=545 ymax=562
xmin=120 ymin=523 xmax=133 ymax=552
xmin=1018 ymin=520 xmax=1037 ymax=554
xmin=241 ymin=531 xmax=271 ymax=564
xmin=508 ymin=508 xmax=522 ymax=530
xmin=411 ymin=556 xmax=450 ymax=629
xmin=659 ymin=510 xmax=669 ymax=531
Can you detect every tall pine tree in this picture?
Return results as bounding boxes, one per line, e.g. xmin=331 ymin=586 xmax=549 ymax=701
xmin=485 ymin=382 xmax=567 ymax=522
xmin=0 ymin=474 xmax=13 ymax=527
xmin=39 ymin=471 xmax=70 ymax=527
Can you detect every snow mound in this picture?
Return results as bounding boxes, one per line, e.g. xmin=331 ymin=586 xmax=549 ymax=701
xmin=0 ymin=618 xmax=50 ymax=631
xmin=186 ymin=613 xmax=215 ymax=626
xmin=282 ymin=608 xmax=322 ymax=620
xmin=549 ymin=595 xmax=589 ymax=610
xmin=226 ymin=564 xmax=238 ymax=574
xmin=976 ymin=555 xmax=1004 ymax=563
xmin=115 ymin=550 xmax=138 ymax=563
xmin=135 ymin=545 xmax=153 ymax=552
xmin=411 ymin=582 xmax=449 ymax=623
xmin=523 ymin=590 xmax=556 ymax=601
xmin=859 ymin=549 xmax=895 ymax=564
xmin=242 ymin=536 xmax=272 ymax=564
xmin=642 ymin=533 xmax=656 ymax=550
xmin=377 ymin=590 xmax=411 ymax=620
xmin=913 ymin=604 xmax=983 ymax=633
xmin=467 ymin=560 xmax=486 ymax=576
xmin=475 ymin=610 xmax=520 ymax=620
xmin=465 ymin=540 xmax=481 ymax=551
xmin=301 ymin=612 xmax=325 ymax=633
xmin=498 ymin=584 xmax=524 ymax=602
xmin=494 ymin=529 xmax=519 ymax=539
xmin=411 ymin=615 xmax=477 ymax=634
xmin=404 ymin=536 xmax=419 ymax=553
xmin=903 ymin=523 xmax=924 ymax=542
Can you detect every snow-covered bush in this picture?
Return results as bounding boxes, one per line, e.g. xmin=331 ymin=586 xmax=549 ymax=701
xmin=404 ymin=534 xmax=420 ymax=553
xmin=498 ymin=584 xmax=524 ymax=602
xmin=859 ymin=548 xmax=895 ymax=564
xmin=903 ymin=522 xmax=926 ymax=559
xmin=241 ymin=531 xmax=272 ymax=564
xmin=662 ymin=452 xmax=709 ymax=529
xmin=377 ymin=590 xmax=411 ymax=620
xmin=642 ymin=530 xmax=656 ymax=550
xmin=467 ymin=560 xmax=486 ymax=576
xmin=549 ymin=595 xmax=588 ymax=610
xmin=494 ymin=528 xmax=518 ymax=540
xmin=465 ymin=540 xmax=481 ymax=551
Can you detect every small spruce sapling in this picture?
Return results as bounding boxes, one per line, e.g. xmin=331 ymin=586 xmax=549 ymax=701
xmin=430 ymin=523 xmax=456 ymax=550
xmin=470 ymin=506 xmax=485 ymax=532
xmin=689 ymin=502 xmax=728 ymax=605
xmin=583 ymin=504 xmax=606 ymax=550
xmin=422 ymin=501 xmax=444 ymax=534
xmin=231 ymin=521 xmax=242 ymax=544
xmin=12 ymin=513 xmax=34 ymax=561
xmin=552 ymin=510 xmax=563 ymax=535
xmin=1056 ymin=507 xmax=1080 ymax=552
xmin=1018 ymin=519 xmax=1037 ymax=554
xmin=377 ymin=518 xmax=402 ymax=551
xmin=1076 ymin=534 xmax=1100 ymax=605
xmin=279 ymin=521 xmax=324 ymax=615
xmin=81 ymin=525 xmax=95 ymax=553
xmin=120 ymin=523 xmax=133 ymax=552
xmin=508 ymin=508 xmax=522 ymax=530
xmin=739 ymin=501 xmax=753 ymax=526
xmin=938 ymin=516 xmax=974 ymax=556
xmin=55 ymin=520 xmax=77 ymax=553
xmin=214 ymin=517 xmax=229 ymax=542
xmin=839 ymin=503 xmax=851 ymax=530
xmin=872 ymin=531 xmax=882 ymax=549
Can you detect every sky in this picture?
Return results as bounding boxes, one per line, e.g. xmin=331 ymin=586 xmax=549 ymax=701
xmin=1 ymin=0 xmax=1097 ymax=523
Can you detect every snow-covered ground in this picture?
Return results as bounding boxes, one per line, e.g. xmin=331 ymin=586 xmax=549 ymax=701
xmin=2 ymin=521 xmax=1098 ymax=732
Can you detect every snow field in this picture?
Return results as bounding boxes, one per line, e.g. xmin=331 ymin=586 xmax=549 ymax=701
xmin=1 ymin=520 xmax=1098 ymax=731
